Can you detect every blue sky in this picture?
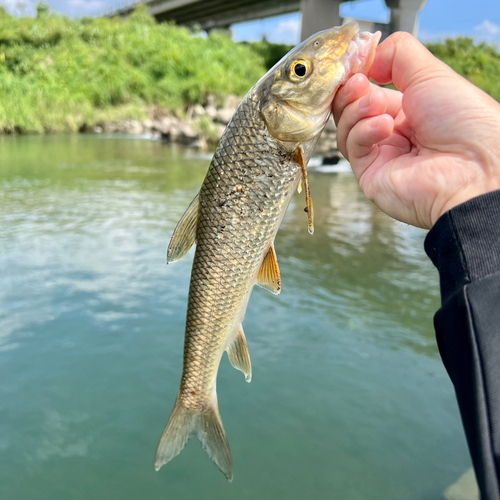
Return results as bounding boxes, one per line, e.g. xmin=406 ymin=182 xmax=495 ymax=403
xmin=1 ymin=0 xmax=499 ymax=44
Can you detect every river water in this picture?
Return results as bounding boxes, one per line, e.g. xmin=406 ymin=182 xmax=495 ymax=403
xmin=0 ymin=134 xmax=471 ymax=499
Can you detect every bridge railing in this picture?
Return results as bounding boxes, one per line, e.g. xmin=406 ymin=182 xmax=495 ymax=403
xmin=96 ymin=0 xmax=146 ymax=18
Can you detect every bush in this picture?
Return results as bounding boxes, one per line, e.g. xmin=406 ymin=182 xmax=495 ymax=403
xmin=426 ymin=37 xmax=500 ymax=102
xmin=2 ymin=4 xmax=499 ymax=135
xmin=245 ymin=38 xmax=293 ymax=70
xmin=0 ymin=5 xmax=266 ymax=133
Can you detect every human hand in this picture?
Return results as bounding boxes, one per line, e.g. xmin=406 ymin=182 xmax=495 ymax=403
xmin=333 ymin=32 xmax=500 ymax=229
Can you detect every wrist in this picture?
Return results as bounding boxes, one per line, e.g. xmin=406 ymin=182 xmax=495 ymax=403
xmin=434 ymin=181 xmax=500 ymax=227
xmin=425 ymin=189 xmax=500 ymax=302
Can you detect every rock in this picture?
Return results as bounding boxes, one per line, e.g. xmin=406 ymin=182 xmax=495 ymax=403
xmin=152 ymin=116 xmax=180 ymax=135
xmin=206 ymin=94 xmax=217 ymax=108
xmin=192 ymin=104 xmax=206 ymax=119
xmin=189 ymin=137 xmax=207 ymax=149
xmin=126 ymin=120 xmax=143 ymax=134
xmin=205 ymin=105 xmax=217 ymax=119
xmin=142 ymin=119 xmax=153 ymax=130
xmin=94 ymin=126 xmax=103 ymax=134
xmin=166 ymin=121 xmax=199 ymax=145
xmin=322 ymin=152 xmax=342 ymax=165
xmin=215 ymin=123 xmax=226 ymax=139
xmin=223 ymin=94 xmax=240 ymax=111
xmin=443 ymin=469 xmax=479 ymax=500
xmin=105 ymin=123 xmax=119 ymax=133
xmin=151 ymin=118 xmax=166 ymax=133
xmin=215 ymin=108 xmax=234 ymax=125
xmin=316 ymin=136 xmax=337 ymax=154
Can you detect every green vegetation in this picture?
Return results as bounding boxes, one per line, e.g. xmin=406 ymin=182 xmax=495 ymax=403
xmin=0 ymin=4 xmax=266 ymax=133
xmin=244 ymin=38 xmax=293 ymax=70
xmin=0 ymin=3 xmax=499 ymax=135
xmin=426 ymin=37 xmax=500 ymax=102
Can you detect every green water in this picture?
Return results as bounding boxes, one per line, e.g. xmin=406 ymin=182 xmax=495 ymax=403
xmin=0 ymin=135 xmax=471 ymax=499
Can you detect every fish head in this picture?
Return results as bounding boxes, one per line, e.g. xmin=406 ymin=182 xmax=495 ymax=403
xmin=262 ymin=22 xmax=381 ymax=143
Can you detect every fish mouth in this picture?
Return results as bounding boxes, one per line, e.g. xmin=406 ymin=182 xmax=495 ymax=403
xmin=340 ymin=27 xmax=382 ymax=80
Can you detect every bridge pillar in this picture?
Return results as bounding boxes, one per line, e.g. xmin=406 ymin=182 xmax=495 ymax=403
xmin=385 ymin=0 xmax=427 ymax=35
xmin=300 ymin=0 xmax=341 ymax=41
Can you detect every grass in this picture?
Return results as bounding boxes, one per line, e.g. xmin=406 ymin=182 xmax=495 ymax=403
xmin=0 ymin=3 xmax=499 ymax=134
xmin=0 ymin=3 xmax=266 ymax=133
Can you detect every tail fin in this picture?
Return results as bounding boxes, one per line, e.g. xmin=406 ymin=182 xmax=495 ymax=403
xmin=155 ymin=396 xmax=233 ymax=481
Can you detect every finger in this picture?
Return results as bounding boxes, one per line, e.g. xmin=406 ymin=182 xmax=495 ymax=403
xmin=336 ymin=86 xmax=389 ymax=156
xmin=379 ymin=86 xmax=403 ymax=118
xmin=345 ymin=114 xmax=394 ymax=177
xmin=334 ymin=77 xmax=402 ymax=127
xmin=369 ymin=32 xmax=454 ymax=91
xmin=333 ymin=73 xmax=371 ymax=124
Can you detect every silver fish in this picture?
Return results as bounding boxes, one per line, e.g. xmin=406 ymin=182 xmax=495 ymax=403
xmin=155 ymin=22 xmax=381 ymax=480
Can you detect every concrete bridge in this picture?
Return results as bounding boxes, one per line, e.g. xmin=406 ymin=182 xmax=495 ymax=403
xmin=106 ymin=0 xmax=428 ymax=41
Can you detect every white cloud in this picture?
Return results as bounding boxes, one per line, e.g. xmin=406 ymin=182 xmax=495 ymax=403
xmin=474 ymin=19 xmax=500 ymax=44
xmin=0 ymin=0 xmax=35 ymax=16
xmin=268 ymin=17 xmax=301 ymax=45
xmin=231 ymin=13 xmax=301 ymax=45
xmin=418 ymin=21 xmax=500 ymax=47
xmin=475 ymin=19 xmax=500 ymax=37
xmin=68 ymin=0 xmax=104 ymax=10
xmin=417 ymin=28 xmax=461 ymax=43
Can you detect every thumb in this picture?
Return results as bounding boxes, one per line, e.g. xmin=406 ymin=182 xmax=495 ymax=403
xmin=369 ymin=32 xmax=455 ymax=91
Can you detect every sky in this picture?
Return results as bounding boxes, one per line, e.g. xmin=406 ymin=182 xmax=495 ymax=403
xmin=1 ymin=0 xmax=499 ymax=45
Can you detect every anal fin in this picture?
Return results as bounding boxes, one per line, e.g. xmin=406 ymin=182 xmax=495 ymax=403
xmin=257 ymin=243 xmax=281 ymax=295
xmin=167 ymin=193 xmax=199 ymax=264
xmin=227 ymin=325 xmax=252 ymax=382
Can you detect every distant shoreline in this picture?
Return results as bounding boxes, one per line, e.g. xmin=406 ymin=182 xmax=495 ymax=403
xmin=75 ymin=98 xmax=340 ymax=158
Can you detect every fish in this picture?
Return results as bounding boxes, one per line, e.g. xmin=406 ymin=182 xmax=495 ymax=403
xmin=155 ymin=22 xmax=381 ymax=480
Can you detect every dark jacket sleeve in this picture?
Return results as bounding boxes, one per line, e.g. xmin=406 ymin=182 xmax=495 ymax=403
xmin=425 ymin=190 xmax=500 ymax=500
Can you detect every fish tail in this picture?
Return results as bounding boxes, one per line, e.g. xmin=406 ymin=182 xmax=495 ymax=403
xmin=155 ymin=395 xmax=233 ymax=481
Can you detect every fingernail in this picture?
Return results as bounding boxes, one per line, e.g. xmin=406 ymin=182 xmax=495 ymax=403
xmin=370 ymin=116 xmax=381 ymax=128
xmin=359 ymin=93 xmax=372 ymax=111
xmin=341 ymin=79 xmax=352 ymax=96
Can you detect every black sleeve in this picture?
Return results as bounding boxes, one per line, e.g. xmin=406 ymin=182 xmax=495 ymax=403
xmin=425 ymin=190 xmax=500 ymax=500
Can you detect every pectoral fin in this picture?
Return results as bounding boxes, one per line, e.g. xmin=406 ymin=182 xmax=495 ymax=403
xmin=167 ymin=193 xmax=199 ymax=264
xmin=257 ymin=243 xmax=281 ymax=295
xmin=294 ymin=146 xmax=314 ymax=235
xmin=297 ymin=178 xmax=302 ymax=194
xmin=227 ymin=325 xmax=252 ymax=382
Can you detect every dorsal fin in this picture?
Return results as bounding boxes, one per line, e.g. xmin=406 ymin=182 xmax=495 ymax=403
xmin=256 ymin=243 xmax=281 ymax=295
xmin=167 ymin=193 xmax=199 ymax=264
xmin=227 ymin=325 xmax=252 ymax=382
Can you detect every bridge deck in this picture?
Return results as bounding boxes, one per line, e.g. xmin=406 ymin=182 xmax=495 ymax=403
xmin=108 ymin=0 xmax=358 ymax=30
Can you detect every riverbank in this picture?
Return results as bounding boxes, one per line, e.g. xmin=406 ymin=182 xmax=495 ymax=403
xmin=0 ymin=5 xmax=266 ymax=135
xmin=0 ymin=5 xmax=336 ymax=153
xmin=2 ymin=4 xmax=498 ymax=152
xmin=80 ymin=95 xmax=339 ymax=157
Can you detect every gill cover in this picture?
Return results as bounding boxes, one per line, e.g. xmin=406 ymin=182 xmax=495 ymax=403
xmin=262 ymin=23 xmax=359 ymax=143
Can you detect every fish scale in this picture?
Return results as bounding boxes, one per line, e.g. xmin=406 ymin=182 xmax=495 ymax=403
xmin=180 ymin=89 xmax=301 ymax=411
xmin=154 ymin=23 xmax=381 ymax=481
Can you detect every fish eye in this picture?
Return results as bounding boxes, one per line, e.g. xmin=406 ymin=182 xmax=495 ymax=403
xmin=289 ymin=60 xmax=310 ymax=81
xmin=294 ymin=63 xmax=306 ymax=77
xmin=314 ymin=41 xmax=320 ymax=47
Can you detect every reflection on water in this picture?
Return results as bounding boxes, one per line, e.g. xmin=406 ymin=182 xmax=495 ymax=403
xmin=0 ymin=135 xmax=470 ymax=500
